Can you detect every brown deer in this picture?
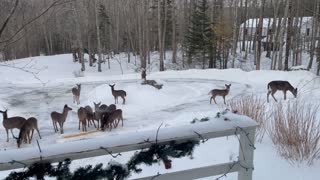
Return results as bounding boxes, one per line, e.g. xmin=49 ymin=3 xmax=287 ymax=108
xmin=51 ymin=104 xmax=72 ymax=134
xmin=109 ymin=84 xmax=127 ymax=104
xmin=267 ymin=81 xmax=297 ymax=103
xmin=0 ymin=110 xmax=26 ymax=142
xmin=209 ymin=84 xmax=231 ymax=105
xmin=101 ymin=109 xmax=123 ymax=131
xmin=84 ymin=105 xmax=95 ymax=128
xmin=78 ymin=107 xmax=87 ymax=132
xmin=72 ymin=84 xmax=81 ymax=105
xmin=93 ymin=102 xmax=108 ymax=129
xmin=16 ymin=117 xmax=41 ymax=148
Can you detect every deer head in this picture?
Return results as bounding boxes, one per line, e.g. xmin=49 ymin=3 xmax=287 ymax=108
xmin=64 ymin=104 xmax=72 ymax=111
xmin=225 ymin=84 xmax=231 ymax=89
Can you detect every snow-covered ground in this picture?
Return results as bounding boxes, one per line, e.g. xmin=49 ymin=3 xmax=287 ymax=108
xmin=0 ymin=53 xmax=320 ymax=179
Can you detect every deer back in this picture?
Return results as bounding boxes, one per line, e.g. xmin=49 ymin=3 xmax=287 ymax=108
xmin=72 ymin=84 xmax=81 ymax=96
xmin=107 ymin=104 xmax=116 ymax=113
xmin=109 ymin=109 xmax=123 ymax=122
xmin=210 ymin=84 xmax=231 ymax=97
xmin=268 ymin=81 xmax=294 ymax=91
xmin=26 ymin=117 xmax=38 ymax=129
xmin=78 ymin=107 xmax=87 ymax=122
xmin=3 ymin=116 xmax=26 ymax=129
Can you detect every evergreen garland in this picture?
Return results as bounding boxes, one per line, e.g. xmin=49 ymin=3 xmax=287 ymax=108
xmin=5 ymin=140 xmax=199 ymax=180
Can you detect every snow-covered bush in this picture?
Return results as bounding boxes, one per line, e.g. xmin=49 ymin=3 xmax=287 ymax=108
xmin=228 ymin=94 xmax=268 ymax=142
xmin=269 ymin=100 xmax=320 ymax=165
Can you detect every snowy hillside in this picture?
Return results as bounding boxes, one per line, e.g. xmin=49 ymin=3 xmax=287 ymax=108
xmin=0 ymin=54 xmax=320 ymax=179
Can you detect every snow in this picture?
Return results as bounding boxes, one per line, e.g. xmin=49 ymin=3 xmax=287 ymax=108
xmin=0 ymin=53 xmax=320 ymax=179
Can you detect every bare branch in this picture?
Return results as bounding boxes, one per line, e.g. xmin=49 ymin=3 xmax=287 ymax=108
xmin=0 ymin=0 xmax=19 ymax=38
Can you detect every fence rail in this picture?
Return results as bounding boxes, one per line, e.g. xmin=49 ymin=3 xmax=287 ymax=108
xmin=0 ymin=115 xmax=257 ymax=180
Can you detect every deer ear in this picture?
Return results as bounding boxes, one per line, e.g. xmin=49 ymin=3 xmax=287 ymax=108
xmin=229 ymin=84 xmax=231 ymax=86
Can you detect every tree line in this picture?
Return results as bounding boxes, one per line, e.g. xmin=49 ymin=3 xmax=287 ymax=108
xmin=0 ymin=0 xmax=319 ymax=74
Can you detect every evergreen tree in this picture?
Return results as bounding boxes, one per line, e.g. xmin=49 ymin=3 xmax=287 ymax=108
xmin=184 ymin=0 xmax=213 ymax=69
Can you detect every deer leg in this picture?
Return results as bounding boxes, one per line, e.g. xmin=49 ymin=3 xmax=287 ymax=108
xmin=36 ymin=128 xmax=41 ymax=139
xmin=92 ymin=120 xmax=96 ymax=128
xmin=78 ymin=120 xmax=80 ymax=130
xmin=283 ymin=90 xmax=287 ymax=100
xmin=10 ymin=129 xmax=15 ymax=139
xmin=28 ymin=131 xmax=32 ymax=144
xmin=53 ymin=121 xmax=57 ymax=132
xmin=30 ymin=129 xmax=34 ymax=141
xmin=267 ymin=91 xmax=271 ymax=103
xmin=122 ymin=96 xmax=125 ymax=105
xmin=5 ymin=129 xmax=9 ymax=142
xmin=210 ymin=97 xmax=213 ymax=104
xmin=213 ymin=96 xmax=217 ymax=104
xmin=59 ymin=121 xmax=64 ymax=134
xmin=114 ymin=97 xmax=117 ymax=104
xmin=73 ymin=96 xmax=75 ymax=103
xmin=223 ymin=96 xmax=226 ymax=105
xmin=271 ymin=91 xmax=277 ymax=102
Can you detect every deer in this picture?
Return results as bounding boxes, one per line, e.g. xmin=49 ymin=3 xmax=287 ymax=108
xmin=101 ymin=109 xmax=123 ymax=131
xmin=0 ymin=110 xmax=26 ymax=142
xmin=51 ymin=104 xmax=72 ymax=134
xmin=93 ymin=102 xmax=108 ymax=129
xmin=267 ymin=81 xmax=297 ymax=103
xmin=72 ymin=84 xmax=81 ymax=105
xmin=15 ymin=117 xmax=41 ymax=148
xmin=84 ymin=105 xmax=95 ymax=128
xmin=78 ymin=107 xmax=87 ymax=132
xmin=109 ymin=84 xmax=127 ymax=104
xmin=209 ymin=84 xmax=231 ymax=105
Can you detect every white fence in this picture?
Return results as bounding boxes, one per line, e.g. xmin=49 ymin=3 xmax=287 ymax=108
xmin=0 ymin=115 xmax=257 ymax=180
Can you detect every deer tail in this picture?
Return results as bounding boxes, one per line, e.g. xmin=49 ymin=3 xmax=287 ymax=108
xmin=267 ymin=83 xmax=271 ymax=91
xmin=208 ymin=90 xmax=212 ymax=95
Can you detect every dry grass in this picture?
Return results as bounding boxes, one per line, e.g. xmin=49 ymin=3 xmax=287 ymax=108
xmin=228 ymin=94 xmax=269 ymax=142
xmin=269 ymin=100 xmax=320 ymax=165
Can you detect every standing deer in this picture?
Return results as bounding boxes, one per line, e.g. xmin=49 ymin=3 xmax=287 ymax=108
xmin=93 ymin=102 xmax=108 ymax=129
xmin=84 ymin=105 xmax=95 ymax=127
xmin=209 ymin=84 xmax=231 ymax=105
xmin=109 ymin=84 xmax=127 ymax=104
xmin=78 ymin=107 xmax=87 ymax=132
xmin=16 ymin=117 xmax=41 ymax=148
xmin=0 ymin=110 xmax=26 ymax=142
xmin=72 ymin=84 xmax=81 ymax=105
xmin=101 ymin=109 xmax=123 ymax=131
xmin=51 ymin=104 xmax=72 ymax=134
xmin=267 ymin=81 xmax=297 ymax=103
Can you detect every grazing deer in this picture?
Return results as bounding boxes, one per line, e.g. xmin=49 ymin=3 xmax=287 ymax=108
xmin=84 ymin=105 xmax=95 ymax=127
xmin=101 ymin=109 xmax=123 ymax=131
xmin=109 ymin=84 xmax=127 ymax=104
xmin=0 ymin=110 xmax=26 ymax=142
xmin=72 ymin=84 xmax=81 ymax=105
xmin=78 ymin=107 xmax=87 ymax=132
xmin=267 ymin=81 xmax=297 ymax=103
xmin=209 ymin=84 xmax=231 ymax=105
xmin=51 ymin=104 xmax=72 ymax=134
xmin=16 ymin=117 xmax=41 ymax=148
xmin=107 ymin=104 xmax=116 ymax=113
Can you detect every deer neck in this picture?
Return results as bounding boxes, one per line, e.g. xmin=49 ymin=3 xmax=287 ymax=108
xmin=62 ymin=108 xmax=69 ymax=120
xmin=1 ymin=112 xmax=7 ymax=121
xmin=110 ymin=87 xmax=115 ymax=93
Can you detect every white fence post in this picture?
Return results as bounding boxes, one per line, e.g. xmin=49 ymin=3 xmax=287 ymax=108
xmin=238 ymin=128 xmax=256 ymax=180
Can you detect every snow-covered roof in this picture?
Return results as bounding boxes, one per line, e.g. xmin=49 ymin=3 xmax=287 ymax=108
xmin=240 ymin=17 xmax=313 ymax=28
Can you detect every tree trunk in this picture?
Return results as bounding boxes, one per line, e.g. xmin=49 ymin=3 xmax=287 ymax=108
xmin=158 ymin=0 xmax=164 ymax=71
xmin=95 ymin=0 xmax=102 ymax=72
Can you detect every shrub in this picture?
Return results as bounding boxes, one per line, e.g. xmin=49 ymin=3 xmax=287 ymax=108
xmin=269 ymin=100 xmax=320 ymax=165
xmin=228 ymin=94 xmax=268 ymax=142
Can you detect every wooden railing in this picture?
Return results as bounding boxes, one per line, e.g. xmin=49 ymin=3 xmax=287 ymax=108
xmin=0 ymin=114 xmax=257 ymax=180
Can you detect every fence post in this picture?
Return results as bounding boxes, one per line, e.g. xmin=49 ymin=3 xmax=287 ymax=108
xmin=238 ymin=128 xmax=255 ymax=180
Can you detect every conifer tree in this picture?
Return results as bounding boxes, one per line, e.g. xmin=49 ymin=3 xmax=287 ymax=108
xmin=184 ymin=0 xmax=213 ymax=69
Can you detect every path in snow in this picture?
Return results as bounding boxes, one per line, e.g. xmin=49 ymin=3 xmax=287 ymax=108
xmin=0 ymin=79 xmax=251 ymax=150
